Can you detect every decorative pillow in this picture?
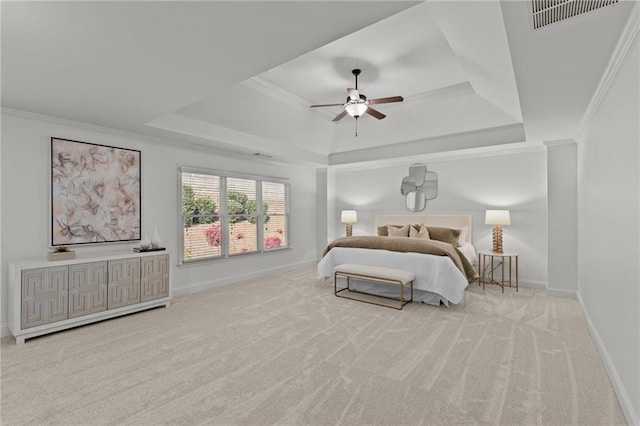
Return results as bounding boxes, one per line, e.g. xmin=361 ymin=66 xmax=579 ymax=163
xmin=377 ymin=224 xmax=406 ymax=236
xmin=387 ymin=225 xmax=410 ymax=237
xmin=426 ymin=226 xmax=461 ymax=246
xmin=410 ymin=224 xmax=430 ymax=239
xmin=377 ymin=225 xmax=390 ymax=236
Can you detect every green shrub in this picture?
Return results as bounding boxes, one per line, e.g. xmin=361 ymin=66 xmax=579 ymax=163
xmin=227 ymin=191 xmax=248 ymax=207
xmin=182 ymin=184 xmax=217 ymax=226
xmin=184 ymin=187 xmax=267 ymax=226
xmin=182 ymin=185 xmax=196 ymax=227
xmin=227 ymin=198 xmax=244 ymax=223
xmin=246 ymin=199 xmax=269 ymax=224
xmin=194 ymin=196 xmax=216 ymax=224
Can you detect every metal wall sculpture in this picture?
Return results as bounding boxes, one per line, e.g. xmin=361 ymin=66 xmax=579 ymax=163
xmin=400 ymin=163 xmax=437 ymax=212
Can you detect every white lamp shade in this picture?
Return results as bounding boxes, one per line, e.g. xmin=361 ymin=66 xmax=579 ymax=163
xmin=341 ymin=210 xmax=358 ymax=224
xmin=485 ymin=210 xmax=511 ymax=226
xmin=345 ymin=103 xmax=368 ymax=117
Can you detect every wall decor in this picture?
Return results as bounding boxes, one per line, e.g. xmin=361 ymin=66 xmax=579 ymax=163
xmin=51 ymin=137 xmax=141 ymax=246
xmin=400 ymin=163 xmax=437 ymax=212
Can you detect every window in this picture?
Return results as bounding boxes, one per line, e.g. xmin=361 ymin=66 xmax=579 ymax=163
xmin=227 ymin=177 xmax=258 ymax=255
xmin=262 ymin=181 xmax=288 ymax=250
xmin=180 ymin=168 xmax=289 ymax=264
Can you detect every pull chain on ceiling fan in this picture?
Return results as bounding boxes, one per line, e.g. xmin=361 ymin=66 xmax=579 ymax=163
xmin=310 ymin=68 xmax=403 ymax=136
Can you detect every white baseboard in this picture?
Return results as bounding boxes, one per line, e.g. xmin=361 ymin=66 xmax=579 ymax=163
xmin=172 ymin=259 xmax=317 ymax=297
xmin=545 ymin=286 xmax=577 ymax=299
xmin=1 ymin=323 xmax=9 ymax=338
xmin=577 ymin=292 xmax=639 ymax=426
xmin=517 ymin=280 xmax=577 ymax=299
xmin=518 ymin=279 xmax=547 ymax=290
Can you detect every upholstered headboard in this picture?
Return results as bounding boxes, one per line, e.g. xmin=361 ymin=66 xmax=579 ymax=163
xmin=375 ymin=215 xmax=473 ymax=244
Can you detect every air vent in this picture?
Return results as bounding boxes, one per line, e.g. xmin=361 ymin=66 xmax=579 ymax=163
xmin=532 ymin=0 xmax=619 ymax=29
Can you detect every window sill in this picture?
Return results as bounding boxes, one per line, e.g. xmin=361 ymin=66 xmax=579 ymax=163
xmin=178 ymin=246 xmax=291 ymax=268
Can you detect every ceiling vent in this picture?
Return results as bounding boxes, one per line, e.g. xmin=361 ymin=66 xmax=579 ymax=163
xmin=532 ymin=0 xmax=619 ymax=29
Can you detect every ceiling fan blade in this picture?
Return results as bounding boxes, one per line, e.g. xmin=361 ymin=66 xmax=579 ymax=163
xmin=310 ymin=103 xmax=344 ymax=108
xmin=368 ymin=96 xmax=404 ymax=105
xmin=347 ymin=88 xmax=359 ymax=101
xmin=366 ymin=107 xmax=386 ymax=120
xmin=332 ymin=110 xmax=348 ymax=122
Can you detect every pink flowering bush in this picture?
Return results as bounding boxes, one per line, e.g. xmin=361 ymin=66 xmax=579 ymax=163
xmin=264 ymin=236 xmax=282 ymax=249
xmin=204 ymin=225 xmax=221 ymax=247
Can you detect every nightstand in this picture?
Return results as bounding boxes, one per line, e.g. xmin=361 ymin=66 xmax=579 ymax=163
xmin=477 ymin=251 xmax=518 ymax=293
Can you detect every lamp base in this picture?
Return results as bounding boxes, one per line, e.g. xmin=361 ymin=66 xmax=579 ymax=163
xmin=345 ymin=223 xmax=353 ymax=237
xmin=492 ymin=225 xmax=503 ymax=253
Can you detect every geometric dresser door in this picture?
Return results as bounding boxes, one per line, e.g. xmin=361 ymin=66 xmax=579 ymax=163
xmin=107 ymin=258 xmax=141 ymax=309
xmin=69 ymin=262 xmax=108 ymax=318
xmin=21 ymin=266 xmax=69 ymax=329
xmin=141 ymin=254 xmax=169 ymax=302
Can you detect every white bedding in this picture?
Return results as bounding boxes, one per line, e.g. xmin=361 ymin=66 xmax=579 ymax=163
xmin=457 ymin=242 xmax=478 ymax=266
xmin=317 ymin=247 xmax=469 ymax=305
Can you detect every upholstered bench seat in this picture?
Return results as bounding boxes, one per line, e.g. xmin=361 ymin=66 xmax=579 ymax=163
xmin=333 ymin=263 xmax=414 ymax=310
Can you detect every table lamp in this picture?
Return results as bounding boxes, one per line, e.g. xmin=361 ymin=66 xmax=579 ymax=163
xmin=485 ymin=210 xmax=510 ymax=253
xmin=341 ymin=210 xmax=357 ymax=237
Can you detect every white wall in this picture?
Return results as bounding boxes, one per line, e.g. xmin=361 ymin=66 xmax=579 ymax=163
xmin=0 ymin=111 xmax=318 ymax=335
xmin=576 ymin=33 xmax=639 ymax=424
xmin=545 ymin=141 xmax=578 ymax=297
xmin=329 ymin=149 xmax=548 ymax=287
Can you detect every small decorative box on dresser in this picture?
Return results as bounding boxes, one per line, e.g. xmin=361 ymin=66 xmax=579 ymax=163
xmin=8 ymin=251 xmax=171 ymax=345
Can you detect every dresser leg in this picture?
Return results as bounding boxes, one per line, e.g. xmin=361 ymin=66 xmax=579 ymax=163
xmin=516 ymin=256 xmax=519 ymax=292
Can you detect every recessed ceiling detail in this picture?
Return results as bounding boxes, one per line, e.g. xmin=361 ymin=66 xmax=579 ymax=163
xmin=532 ymin=0 xmax=619 ymax=29
xmin=2 ymin=1 xmax=634 ymax=165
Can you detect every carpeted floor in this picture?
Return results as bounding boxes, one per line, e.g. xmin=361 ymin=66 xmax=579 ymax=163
xmin=1 ymin=266 xmax=626 ymax=425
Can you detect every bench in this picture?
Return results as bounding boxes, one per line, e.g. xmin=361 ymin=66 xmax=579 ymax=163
xmin=333 ymin=263 xmax=415 ymax=310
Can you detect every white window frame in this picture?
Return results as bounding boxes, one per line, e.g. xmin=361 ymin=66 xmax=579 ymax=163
xmin=178 ymin=166 xmax=290 ymax=265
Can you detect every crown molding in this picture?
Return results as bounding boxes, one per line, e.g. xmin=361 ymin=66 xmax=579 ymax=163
xmin=2 ymin=107 xmax=148 ymax=140
xmin=328 ymin=123 xmax=530 ymax=168
xmin=404 ymin=81 xmax=475 ymax=103
xmin=328 ymin=141 xmax=545 ymax=172
xmin=1 ymin=107 xmax=320 ymax=166
xmin=577 ymin=2 xmax=639 ymax=138
xmin=145 ymin=113 xmax=329 ymax=165
xmin=243 ymin=76 xmax=336 ymax=120
xmin=543 ymin=138 xmax=577 ymax=147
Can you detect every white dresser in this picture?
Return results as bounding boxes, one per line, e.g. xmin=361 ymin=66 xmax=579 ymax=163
xmin=8 ymin=251 xmax=171 ymax=345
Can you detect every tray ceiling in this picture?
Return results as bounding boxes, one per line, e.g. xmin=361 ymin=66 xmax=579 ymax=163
xmin=2 ymin=1 xmax=635 ymax=165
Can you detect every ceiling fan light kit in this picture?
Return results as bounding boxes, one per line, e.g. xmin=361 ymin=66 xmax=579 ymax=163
xmin=345 ymin=102 xmax=368 ymax=118
xmin=310 ymin=68 xmax=403 ymax=136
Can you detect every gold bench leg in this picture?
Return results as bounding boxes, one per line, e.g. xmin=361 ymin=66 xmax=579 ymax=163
xmin=333 ymin=272 xmax=413 ymax=310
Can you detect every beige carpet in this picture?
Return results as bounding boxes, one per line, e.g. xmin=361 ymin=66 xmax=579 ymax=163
xmin=1 ymin=266 xmax=626 ymax=425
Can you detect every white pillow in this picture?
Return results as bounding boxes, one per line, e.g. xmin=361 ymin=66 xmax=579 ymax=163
xmin=387 ymin=224 xmax=410 ymax=237
xmin=410 ymin=224 xmax=430 ymax=239
xmin=455 ymin=227 xmax=468 ymax=247
xmin=457 ymin=241 xmax=477 ymax=265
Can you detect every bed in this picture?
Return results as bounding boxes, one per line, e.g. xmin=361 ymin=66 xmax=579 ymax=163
xmin=317 ymin=215 xmax=478 ymax=306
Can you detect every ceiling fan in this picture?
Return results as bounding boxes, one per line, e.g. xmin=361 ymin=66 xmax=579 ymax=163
xmin=310 ymin=68 xmax=403 ymax=136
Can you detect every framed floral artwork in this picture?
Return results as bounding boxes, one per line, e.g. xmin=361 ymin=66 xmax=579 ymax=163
xmin=50 ymin=137 xmax=141 ymax=246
